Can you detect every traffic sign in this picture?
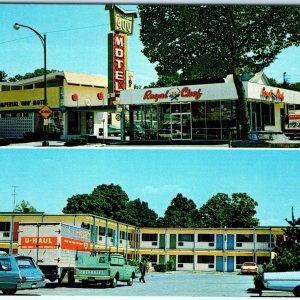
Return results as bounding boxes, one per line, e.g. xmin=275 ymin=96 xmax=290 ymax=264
xmin=39 ymin=105 xmax=52 ymax=119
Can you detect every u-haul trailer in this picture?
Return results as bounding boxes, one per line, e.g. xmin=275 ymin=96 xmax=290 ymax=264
xmin=18 ymin=222 xmax=90 ymax=285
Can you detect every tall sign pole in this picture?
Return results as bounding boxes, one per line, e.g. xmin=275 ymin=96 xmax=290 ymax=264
xmin=106 ymin=5 xmax=137 ymax=141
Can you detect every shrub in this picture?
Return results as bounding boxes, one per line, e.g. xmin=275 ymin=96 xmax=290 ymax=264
xmin=64 ymin=137 xmax=88 ymax=146
xmin=154 ymin=264 xmax=167 ymax=272
xmin=253 ymin=272 xmax=265 ymax=293
xmin=166 ymin=259 xmax=175 ymax=271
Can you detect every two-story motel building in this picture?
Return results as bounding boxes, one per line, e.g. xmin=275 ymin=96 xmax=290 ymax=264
xmin=0 ymin=212 xmax=284 ymax=273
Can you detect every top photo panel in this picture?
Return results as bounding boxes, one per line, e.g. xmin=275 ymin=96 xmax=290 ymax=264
xmin=0 ymin=4 xmax=300 ymax=148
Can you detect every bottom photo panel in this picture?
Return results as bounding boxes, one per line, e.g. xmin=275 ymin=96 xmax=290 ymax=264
xmin=0 ymin=148 xmax=299 ymax=298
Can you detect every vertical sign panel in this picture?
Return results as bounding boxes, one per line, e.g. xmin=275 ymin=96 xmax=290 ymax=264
xmin=108 ymin=33 xmax=127 ymax=98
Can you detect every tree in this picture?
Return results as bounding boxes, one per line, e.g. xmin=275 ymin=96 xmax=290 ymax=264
xmin=198 ymin=192 xmax=259 ymax=228
xmin=120 ymin=198 xmax=158 ymax=227
xmin=62 ymin=194 xmax=97 ymax=214
xmin=62 ymin=184 xmax=130 ymax=222
xmin=14 ymin=200 xmax=37 ymax=213
xmin=159 ymin=193 xmax=199 ymax=227
xmin=0 ymin=70 xmax=7 ymax=82
xmin=268 ymin=207 xmax=300 ymax=272
xmin=90 ymin=184 xmax=129 ymax=221
xmin=138 ymin=5 xmax=300 ymax=139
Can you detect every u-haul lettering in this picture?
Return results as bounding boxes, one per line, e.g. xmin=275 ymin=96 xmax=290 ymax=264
xmin=20 ymin=236 xmax=58 ymax=249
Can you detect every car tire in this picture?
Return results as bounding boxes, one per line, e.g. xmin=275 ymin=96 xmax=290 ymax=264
xmin=293 ymin=286 xmax=300 ymax=297
xmin=127 ymin=275 xmax=133 ymax=286
xmin=110 ymin=277 xmax=117 ymax=288
xmin=2 ymin=289 xmax=17 ymax=295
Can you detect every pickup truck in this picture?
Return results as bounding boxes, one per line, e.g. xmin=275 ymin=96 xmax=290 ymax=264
xmin=263 ymin=271 xmax=300 ymax=296
xmin=75 ymin=252 xmax=136 ymax=288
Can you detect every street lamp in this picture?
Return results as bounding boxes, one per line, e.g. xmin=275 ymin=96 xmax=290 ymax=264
xmin=13 ymin=22 xmax=49 ymax=146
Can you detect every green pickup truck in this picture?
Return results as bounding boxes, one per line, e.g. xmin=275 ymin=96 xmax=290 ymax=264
xmin=75 ymin=252 xmax=136 ymax=288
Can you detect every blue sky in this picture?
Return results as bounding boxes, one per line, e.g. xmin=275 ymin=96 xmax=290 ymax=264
xmin=0 ymin=4 xmax=300 ymax=86
xmin=0 ymin=149 xmax=299 ymax=227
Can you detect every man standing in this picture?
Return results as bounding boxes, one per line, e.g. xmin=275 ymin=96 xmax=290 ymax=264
xmin=139 ymin=258 xmax=146 ymax=283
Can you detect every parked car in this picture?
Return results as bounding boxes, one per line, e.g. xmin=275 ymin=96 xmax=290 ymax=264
xmin=231 ymin=131 xmax=300 ymax=148
xmin=0 ymin=251 xmax=46 ymax=295
xmin=285 ymin=122 xmax=300 ymax=140
xmin=108 ymin=124 xmax=121 ymax=136
xmin=263 ymin=271 xmax=300 ymax=296
xmin=240 ymin=262 xmax=259 ymax=275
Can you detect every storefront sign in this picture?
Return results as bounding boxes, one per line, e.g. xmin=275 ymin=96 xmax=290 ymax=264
xmin=0 ymin=99 xmax=46 ymax=108
xmin=108 ymin=33 xmax=127 ymax=97
xmin=106 ymin=5 xmax=137 ymax=36
xmin=261 ymin=87 xmax=284 ymax=101
xmin=143 ymin=86 xmax=203 ymax=102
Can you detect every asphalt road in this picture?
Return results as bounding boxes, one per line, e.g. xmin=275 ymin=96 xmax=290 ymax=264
xmin=6 ymin=271 xmax=261 ymax=297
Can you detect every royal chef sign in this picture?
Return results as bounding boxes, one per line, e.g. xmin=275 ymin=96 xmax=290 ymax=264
xmin=106 ymin=5 xmax=137 ymax=103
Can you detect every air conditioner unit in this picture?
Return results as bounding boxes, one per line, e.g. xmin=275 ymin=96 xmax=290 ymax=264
xmin=177 ymin=264 xmax=183 ymax=268
xmin=236 ymin=242 xmax=242 ymax=247
xmin=99 ymin=236 xmax=102 ymax=241
xmin=3 ymin=232 xmax=10 ymax=238
xmin=178 ymin=242 xmax=184 ymax=246
xmin=208 ymin=242 xmax=215 ymax=247
xmin=152 ymin=242 xmax=158 ymax=246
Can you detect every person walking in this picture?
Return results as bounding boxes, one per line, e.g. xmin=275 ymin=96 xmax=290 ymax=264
xmin=139 ymin=258 xmax=146 ymax=283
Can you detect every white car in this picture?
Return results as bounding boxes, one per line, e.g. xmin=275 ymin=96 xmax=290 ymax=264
xmin=240 ymin=262 xmax=258 ymax=275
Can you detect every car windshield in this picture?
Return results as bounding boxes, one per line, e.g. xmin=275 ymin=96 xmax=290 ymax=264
xmin=243 ymin=262 xmax=255 ymax=266
xmin=16 ymin=257 xmax=36 ymax=269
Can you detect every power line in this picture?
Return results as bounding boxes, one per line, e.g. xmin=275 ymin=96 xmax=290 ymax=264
xmin=0 ymin=23 xmax=109 ymax=45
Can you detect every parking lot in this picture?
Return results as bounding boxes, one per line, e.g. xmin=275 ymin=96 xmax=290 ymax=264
xmin=6 ymin=271 xmax=261 ymax=297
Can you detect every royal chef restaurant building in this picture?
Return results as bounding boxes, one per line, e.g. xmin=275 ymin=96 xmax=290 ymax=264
xmin=120 ymin=73 xmax=300 ymax=142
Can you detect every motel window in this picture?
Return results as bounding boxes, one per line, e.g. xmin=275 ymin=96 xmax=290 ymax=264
xmin=178 ymin=234 xmax=194 ymax=242
xmin=107 ymin=228 xmax=115 ymax=238
xmin=178 ymin=255 xmax=194 ymax=264
xmin=128 ymin=232 xmax=132 ymax=241
xmin=24 ymin=84 xmax=33 ymax=90
xmin=0 ymin=222 xmax=10 ymax=232
xmin=141 ymin=254 xmax=157 ymax=264
xmin=256 ymin=234 xmax=271 ymax=243
xmin=236 ymin=234 xmax=253 ymax=243
xmin=197 ymin=255 xmax=214 ymax=264
xmin=256 ymin=256 xmax=271 ymax=265
xmin=142 ymin=233 xmax=158 ymax=242
xmin=1 ymin=85 xmax=10 ymax=91
xmin=11 ymin=85 xmax=22 ymax=91
xmin=120 ymin=231 xmax=126 ymax=240
xmin=198 ymin=234 xmax=214 ymax=242
xmin=99 ymin=227 xmax=106 ymax=236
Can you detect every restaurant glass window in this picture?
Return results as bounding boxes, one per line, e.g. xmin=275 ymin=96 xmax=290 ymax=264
xmin=132 ymin=105 xmax=145 ymax=140
xmin=206 ymin=101 xmax=221 ymax=140
xmin=144 ymin=105 xmax=158 ymax=140
xmin=158 ymin=104 xmax=171 ymax=140
xmin=192 ymin=102 xmax=206 ymax=139
xmin=221 ymin=101 xmax=237 ymax=139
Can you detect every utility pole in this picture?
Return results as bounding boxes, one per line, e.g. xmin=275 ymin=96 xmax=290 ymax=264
xmin=9 ymin=186 xmax=17 ymax=254
xmin=12 ymin=186 xmax=17 ymax=211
